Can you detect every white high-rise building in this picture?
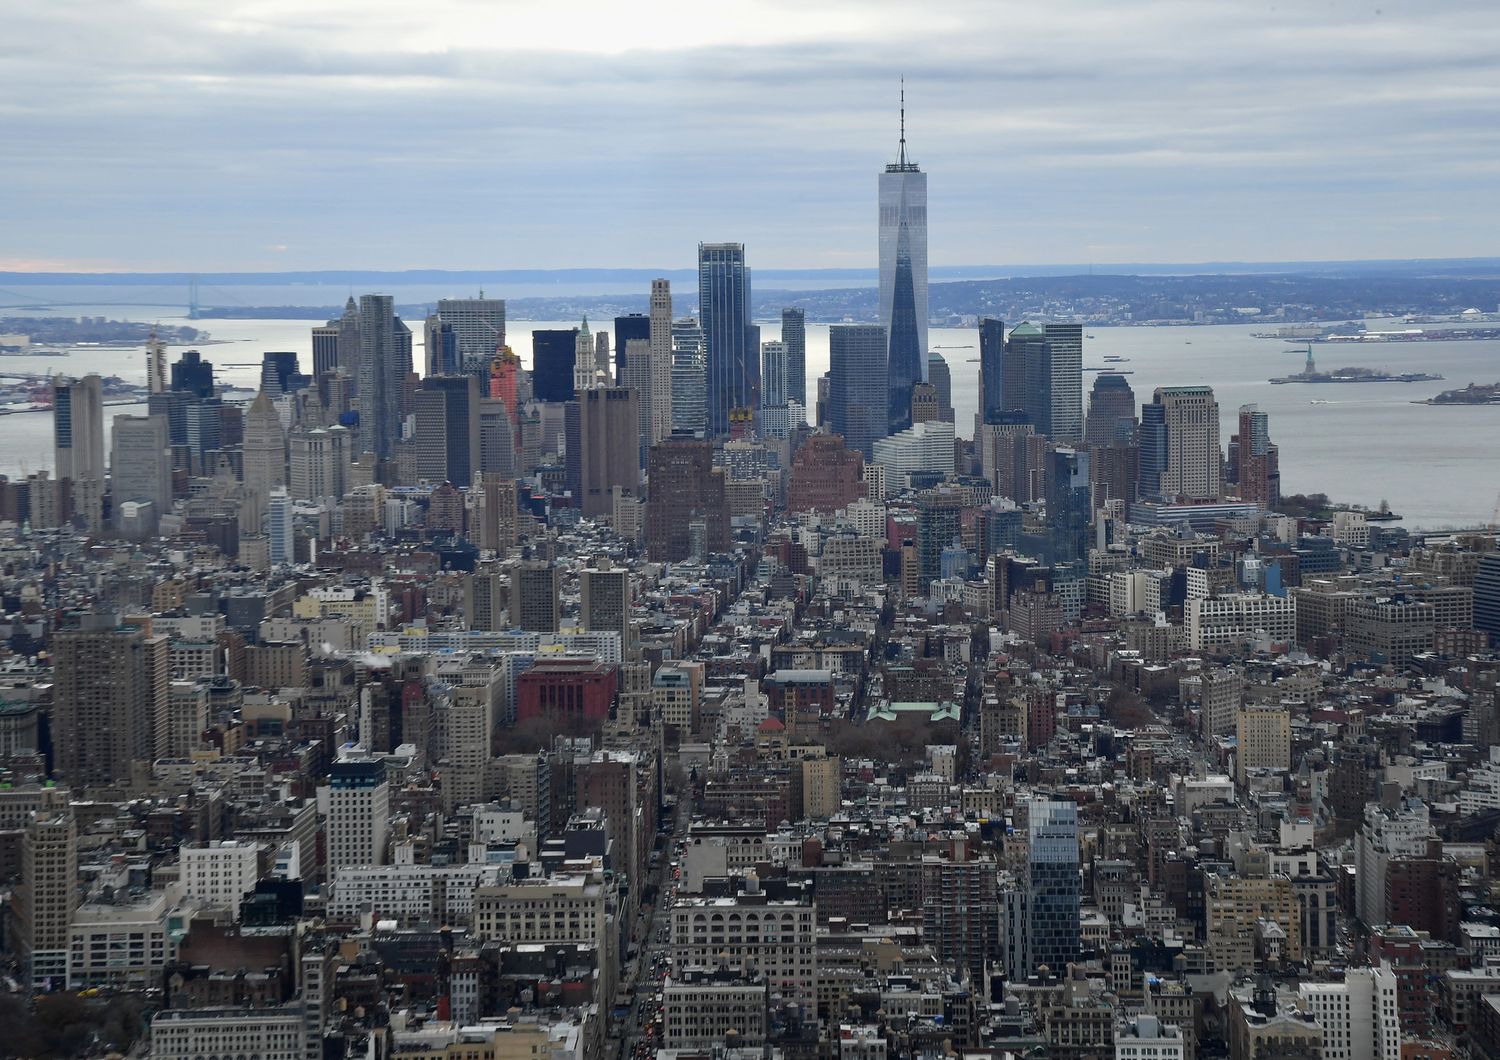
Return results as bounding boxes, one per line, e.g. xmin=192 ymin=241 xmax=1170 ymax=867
xmin=267 ymin=488 xmax=294 ymax=566
xmin=878 ymin=88 xmax=928 ymax=389
xmin=326 ymin=753 xmax=390 ymax=873
xmin=1299 ymin=966 xmax=1399 ymax=1060
xmin=649 ymin=279 xmax=674 ymax=445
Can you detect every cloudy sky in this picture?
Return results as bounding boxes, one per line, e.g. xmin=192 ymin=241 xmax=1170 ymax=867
xmin=4 ymin=0 xmax=1499 ymax=272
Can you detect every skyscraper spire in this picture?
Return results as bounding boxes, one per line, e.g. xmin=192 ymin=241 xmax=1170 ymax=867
xmin=898 ymin=78 xmax=907 ymax=167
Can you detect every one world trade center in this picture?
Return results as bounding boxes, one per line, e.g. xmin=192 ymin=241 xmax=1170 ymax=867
xmin=878 ymin=87 xmax=928 ymax=436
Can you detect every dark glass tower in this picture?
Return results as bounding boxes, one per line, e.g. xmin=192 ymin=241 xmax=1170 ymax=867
xmin=781 ymin=308 xmax=806 ymax=414
xmin=1138 ymin=400 xmax=1169 ymax=499
xmin=531 ymin=329 xmax=580 ymax=403
xmin=613 ymin=313 xmax=650 ymax=380
xmin=1008 ymin=323 xmax=1051 ymax=436
xmin=698 ymin=242 xmax=752 ymax=436
xmin=979 ymin=318 xmax=1006 ymax=424
xmin=828 ymin=325 xmax=887 ymax=459
xmin=886 ymin=241 xmax=922 ymax=435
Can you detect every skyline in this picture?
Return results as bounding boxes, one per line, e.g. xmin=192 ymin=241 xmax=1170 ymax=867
xmin=5 ymin=1 xmax=1500 ymax=272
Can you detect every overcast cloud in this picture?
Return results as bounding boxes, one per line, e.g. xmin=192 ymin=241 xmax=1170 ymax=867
xmin=3 ymin=0 xmax=1499 ymax=271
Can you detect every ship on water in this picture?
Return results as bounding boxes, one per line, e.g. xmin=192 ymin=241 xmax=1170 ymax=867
xmin=1270 ymin=345 xmax=1443 ymax=385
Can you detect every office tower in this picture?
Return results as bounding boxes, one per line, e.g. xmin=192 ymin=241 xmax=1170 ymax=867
xmin=1084 ymin=373 xmax=1137 ymax=447
xmin=357 ymin=294 xmax=412 ymax=461
xmin=52 ymin=373 xmax=105 ymax=532
xmin=573 ymin=317 xmax=596 ymax=393
xmin=614 ymin=312 xmax=650 ymax=380
xmin=910 ymin=382 xmax=940 ymax=424
xmin=595 ymin=329 xmax=611 ymax=380
xmin=1138 ymin=401 xmax=1168 ymax=499
xmin=268 ymin=487 xmax=294 ymax=565
xmin=829 ymin=324 xmax=888 ymax=458
xmin=311 ymin=321 xmax=340 ymax=378
xmin=413 ymin=374 xmax=480 ymax=485
xmin=242 ymin=390 xmax=287 ymax=531
xmin=1477 ymin=554 xmax=1500 ymax=644
xmin=1043 ymin=323 xmax=1084 ymax=443
xmin=531 ymin=328 xmax=578 ymax=402
xmin=1151 ymin=385 xmax=1222 ymax=501
xmin=581 ymin=558 xmax=631 ymax=650
xmin=915 ymin=488 xmax=966 ymax=588
xmin=1234 ymin=403 xmax=1279 ymax=506
xmin=698 ymin=242 xmax=753 ymax=435
xmin=1236 ymin=703 xmax=1291 ymax=785
xmin=146 ymin=328 xmax=168 ymax=395
xmin=170 ymin=348 xmax=215 ymax=398
xmin=464 ymin=567 xmax=506 ymax=631
xmin=1006 ymin=323 xmax=1050 ymax=433
xmin=289 ymin=425 xmax=349 ymax=501
xmin=435 ymin=296 xmax=506 ymax=374
xmin=52 ymin=616 xmax=155 ymax=787
xmin=1299 ymin=967 xmax=1399 ymax=1060
xmin=18 ymin=810 xmax=76 ymax=989
xmin=649 ymin=279 xmax=674 ymax=445
xmin=646 ymin=435 xmax=729 ymax=561
xmin=618 ymin=338 xmax=654 ymax=463
xmin=577 ymin=386 xmax=641 ymax=519
xmin=110 ymin=414 xmax=171 ymax=534
xmin=979 ymin=318 xmax=1007 ymax=424
xmin=313 ymin=297 xmax=360 ymax=385
xmin=472 ymin=471 xmax=518 ymax=551
xmin=514 ymin=560 xmax=561 ymax=632
xmin=787 ymin=433 xmax=866 ymax=514
xmin=927 ymin=352 xmax=953 ymax=422
xmin=1047 ymin=447 xmax=1092 ymax=565
xmin=327 ymin=755 xmax=390 ymax=872
xmin=879 ymin=91 xmax=928 ymax=433
xmin=781 ymin=307 xmax=807 ymax=416
xmin=477 ymin=398 xmax=515 ymax=476
xmin=259 ymin=351 xmax=303 ymax=397
xmin=671 ymin=317 xmax=707 ymax=434
xmin=1005 ymin=797 xmax=1080 ymax=979
xmin=424 ymin=314 xmax=458 ymax=376
xmin=761 ymin=340 xmax=788 ymax=407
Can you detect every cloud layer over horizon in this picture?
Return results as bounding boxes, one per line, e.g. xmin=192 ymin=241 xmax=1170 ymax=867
xmin=4 ymin=0 xmax=1500 ymax=272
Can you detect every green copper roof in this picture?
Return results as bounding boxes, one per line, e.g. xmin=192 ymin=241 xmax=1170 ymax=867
xmin=1009 ymin=322 xmax=1043 ymax=338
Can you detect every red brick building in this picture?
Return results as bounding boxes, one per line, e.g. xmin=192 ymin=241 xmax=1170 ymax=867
xmin=516 ymin=659 xmax=617 ymax=726
xmin=787 ymin=434 xmax=866 ymax=514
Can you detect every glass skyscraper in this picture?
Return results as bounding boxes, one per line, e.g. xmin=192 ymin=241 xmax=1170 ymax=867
xmin=828 ymin=324 xmax=887 ymax=459
xmin=1004 ymin=796 xmax=1081 ymax=979
xmin=698 ymin=243 xmax=753 ymax=436
xmin=879 ymin=98 xmax=928 ymax=434
xmin=781 ymin=308 xmax=806 ymax=417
